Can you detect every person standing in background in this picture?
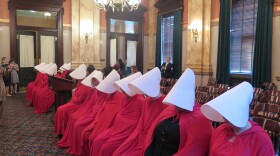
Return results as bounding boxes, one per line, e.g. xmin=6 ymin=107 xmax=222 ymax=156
xmin=1 ymin=57 xmax=12 ymax=97
xmin=0 ymin=61 xmax=6 ymax=126
xmin=118 ymin=58 xmax=125 ymax=76
xmin=9 ymin=58 xmax=19 ymax=94
xmin=161 ymin=57 xmax=173 ymax=78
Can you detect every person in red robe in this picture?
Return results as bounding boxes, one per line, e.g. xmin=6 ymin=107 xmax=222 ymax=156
xmin=54 ymin=64 xmax=91 ymax=135
xmin=63 ymin=70 xmax=110 ymax=155
xmin=28 ymin=63 xmax=52 ymax=107
xmin=201 ymin=82 xmax=275 ymax=156
xmin=33 ymin=63 xmax=57 ymax=114
xmin=113 ymin=67 xmax=169 ymax=156
xmin=66 ymin=69 xmax=121 ymax=155
xmin=55 ymin=63 xmax=71 ymax=79
xmin=56 ymin=70 xmax=118 ymax=152
xmin=144 ymin=68 xmax=213 ymax=156
xmin=89 ymin=72 xmax=145 ymax=156
xmin=25 ymin=62 xmax=46 ymax=101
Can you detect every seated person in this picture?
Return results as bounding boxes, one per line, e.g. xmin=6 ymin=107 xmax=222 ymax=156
xmin=54 ymin=64 xmax=91 ymax=136
xmin=113 ymin=67 xmax=169 ymax=156
xmin=90 ymin=72 xmax=145 ymax=156
xmin=144 ymin=68 xmax=213 ymax=156
xmin=201 ymin=82 xmax=275 ymax=156
xmin=55 ymin=63 xmax=71 ymax=79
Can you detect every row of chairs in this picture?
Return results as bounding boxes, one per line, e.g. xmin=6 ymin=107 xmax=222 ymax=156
xmin=250 ymin=88 xmax=280 ymax=154
xmin=251 ymin=117 xmax=280 ymax=154
xmin=160 ymin=78 xmax=178 ymax=94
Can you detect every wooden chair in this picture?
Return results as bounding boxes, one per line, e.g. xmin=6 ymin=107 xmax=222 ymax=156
xmin=216 ymin=83 xmax=229 ymax=90
xmin=262 ymin=82 xmax=277 ymax=91
xmin=165 ymin=78 xmax=174 ymax=87
xmin=160 ymin=78 xmax=167 ymax=87
xmin=252 ymin=103 xmax=280 ymax=121
xmin=251 ymin=116 xmax=266 ymax=127
xmin=195 ymin=91 xmax=209 ymax=105
xmin=263 ymin=119 xmax=280 ymax=154
xmin=207 ymin=77 xmax=217 ymax=86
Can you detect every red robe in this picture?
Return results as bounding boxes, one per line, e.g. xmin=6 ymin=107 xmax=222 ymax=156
xmin=56 ymin=89 xmax=108 ymax=149
xmin=90 ymin=94 xmax=147 ymax=156
xmin=65 ymin=91 xmax=116 ymax=155
xmin=144 ymin=103 xmax=213 ymax=156
xmin=29 ymin=74 xmax=49 ymax=107
xmin=112 ymin=95 xmax=168 ymax=156
xmin=209 ymin=121 xmax=275 ymax=156
xmin=33 ymin=74 xmax=55 ymax=114
xmin=84 ymin=92 xmax=124 ymax=156
xmin=55 ymin=70 xmax=70 ymax=79
xmin=26 ymin=72 xmax=43 ymax=101
xmin=54 ymin=81 xmax=92 ymax=135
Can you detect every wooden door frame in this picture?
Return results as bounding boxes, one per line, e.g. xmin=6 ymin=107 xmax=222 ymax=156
xmin=106 ymin=5 xmax=147 ymax=73
xmin=8 ymin=0 xmax=64 ymax=67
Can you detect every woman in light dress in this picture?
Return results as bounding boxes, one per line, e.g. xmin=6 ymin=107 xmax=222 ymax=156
xmin=9 ymin=58 xmax=19 ymax=94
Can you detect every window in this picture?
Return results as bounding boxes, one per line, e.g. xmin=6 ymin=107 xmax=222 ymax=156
xmin=230 ymin=0 xmax=258 ymax=74
xmin=161 ymin=15 xmax=174 ymax=64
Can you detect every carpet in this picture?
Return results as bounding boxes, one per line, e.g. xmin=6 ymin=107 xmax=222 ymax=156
xmin=0 ymin=93 xmax=70 ymax=156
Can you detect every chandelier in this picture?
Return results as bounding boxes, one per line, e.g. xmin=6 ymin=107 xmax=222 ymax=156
xmin=94 ymin=0 xmax=141 ymax=12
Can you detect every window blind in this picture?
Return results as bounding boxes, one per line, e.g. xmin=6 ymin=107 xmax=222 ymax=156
xmin=161 ymin=16 xmax=174 ymax=64
xmin=230 ymin=0 xmax=258 ymax=74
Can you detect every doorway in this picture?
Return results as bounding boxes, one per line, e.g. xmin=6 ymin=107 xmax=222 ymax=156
xmin=110 ymin=33 xmax=138 ymax=76
xmin=106 ymin=6 xmax=147 ymax=73
xmin=8 ymin=0 xmax=64 ymax=86
xmin=16 ymin=30 xmax=57 ymax=86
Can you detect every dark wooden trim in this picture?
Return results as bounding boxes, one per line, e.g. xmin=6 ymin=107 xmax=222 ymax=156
xmin=8 ymin=0 xmax=64 ymax=67
xmin=16 ymin=26 xmax=57 ymax=32
xmin=155 ymin=0 xmax=184 ymax=15
xmin=105 ymin=5 xmax=147 ymax=73
xmin=8 ymin=0 xmax=63 ymax=8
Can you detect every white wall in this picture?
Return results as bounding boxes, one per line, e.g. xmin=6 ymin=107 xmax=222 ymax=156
xmin=272 ymin=15 xmax=280 ymax=87
xmin=100 ymin=31 xmax=107 ymax=68
xmin=210 ymin=24 xmax=219 ymax=78
xmin=0 ymin=24 xmax=10 ymax=60
xmin=63 ymin=28 xmax=72 ymax=63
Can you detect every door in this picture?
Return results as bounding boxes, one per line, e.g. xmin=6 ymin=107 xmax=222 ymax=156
xmin=17 ymin=31 xmax=36 ymax=86
xmin=38 ymin=31 xmax=58 ymax=64
xmin=17 ymin=31 xmax=58 ymax=86
xmin=125 ymin=35 xmax=138 ymax=75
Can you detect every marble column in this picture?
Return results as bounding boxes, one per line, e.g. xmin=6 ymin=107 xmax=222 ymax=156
xmin=71 ymin=0 xmax=101 ymax=69
xmin=147 ymin=0 xmax=156 ymax=70
xmin=187 ymin=0 xmax=212 ymax=85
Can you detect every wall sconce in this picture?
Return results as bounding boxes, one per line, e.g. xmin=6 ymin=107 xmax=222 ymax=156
xmin=84 ymin=32 xmax=92 ymax=44
xmin=188 ymin=24 xmax=199 ymax=42
xmin=188 ymin=20 xmax=202 ymax=42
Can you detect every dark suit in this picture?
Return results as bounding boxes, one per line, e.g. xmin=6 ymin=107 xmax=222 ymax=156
xmin=161 ymin=62 xmax=173 ymax=78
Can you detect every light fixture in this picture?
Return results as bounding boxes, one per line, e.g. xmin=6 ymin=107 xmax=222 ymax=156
xmin=94 ymin=0 xmax=141 ymax=12
xmin=188 ymin=20 xmax=201 ymax=42
xmin=84 ymin=32 xmax=92 ymax=44
xmin=44 ymin=12 xmax=51 ymax=17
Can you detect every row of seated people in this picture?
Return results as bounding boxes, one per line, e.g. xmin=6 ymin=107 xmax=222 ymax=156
xmin=54 ymin=65 xmax=275 ymax=156
xmin=25 ymin=62 xmax=76 ymax=114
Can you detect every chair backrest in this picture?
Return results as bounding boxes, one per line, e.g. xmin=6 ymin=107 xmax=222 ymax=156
xmin=207 ymin=77 xmax=217 ymax=86
xmin=195 ymin=91 xmax=209 ymax=105
xmin=160 ymin=78 xmax=167 ymax=87
xmin=251 ymin=116 xmax=266 ymax=127
xmin=263 ymin=119 xmax=280 ymax=153
xmin=216 ymin=83 xmax=229 ymax=89
xmin=262 ymin=82 xmax=277 ymax=91
xmin=252 ymin=103 xmax=280 ymax=121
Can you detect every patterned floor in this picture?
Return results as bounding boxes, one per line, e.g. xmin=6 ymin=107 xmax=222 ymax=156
xmin=0 ymin=93 xmax=70 ymax=156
